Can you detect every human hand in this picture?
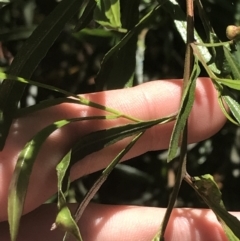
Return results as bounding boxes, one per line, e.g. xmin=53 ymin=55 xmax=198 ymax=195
xmin=0 ymin=78 xmax=236 ymax=241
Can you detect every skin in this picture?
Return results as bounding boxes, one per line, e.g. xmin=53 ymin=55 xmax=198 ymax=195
xmin=0 ymin=78 xmax=239 ymax=241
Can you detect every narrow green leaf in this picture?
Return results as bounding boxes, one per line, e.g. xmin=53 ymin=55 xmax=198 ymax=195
xmin=168 ymin=58 xmax=200 ymax=162
xmin=8 ymin=116 xmax=110 ymax=241
xmin=56 ymin=150 xmax=71 ymax=207
xmin=71 ymin=116 xmax=175 ymax=165
xmin=192 ymin=174 xmax=240 ymax=240
xmin=0 ymin=72 xmax=141 ymax=122
xmin=0 ymin=0 xmax=83 ymax=150
xmin=74 ymin=0 xmax=96 ymax=32
xmin=222 ymin=89 xmax=240 ymax=124
xmin=95 ymin=3 xmax=160 ymax=90
xmin=54 ymin=206 xmax=82 ymax=241
xmin=218 ymin=95 xmax=240 ymax=126
xmin=52 ymin=150 xmax=82 ymax=241
xmin=94 ymin=0 xmax=125 ymax=32
xmin=216 ymin=77 xmax=240 ymax=91
xmin=223 ymin=46 xmax=240 ymax=79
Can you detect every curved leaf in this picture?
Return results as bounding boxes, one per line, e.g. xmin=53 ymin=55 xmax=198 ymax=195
xmin=216 ymin=77 xmax=240 ymax=91
xmin=94 ymin=0 xmax=124 ymax=32
xmin=52 ymin=150 xmax=82 ymax=241
xmin=8 ymin=115 xmax=111 ymax=241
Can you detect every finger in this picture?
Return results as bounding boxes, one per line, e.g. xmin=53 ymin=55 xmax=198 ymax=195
xmin=0 ymin=78 xmax=226 ymax=220
xmin=0 ymin=203 xmax=233 ymax=241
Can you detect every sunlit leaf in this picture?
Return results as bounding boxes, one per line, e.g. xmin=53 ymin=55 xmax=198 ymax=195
xmin=192 ymin=174 xmax=240 ymax=240
xmin=216 ymin=77 xmax=240 ymax=91
xmin=94 ymin=0 xmax=125 ymax=32
xmin=218 ymin=95 xmax=240 ymax=126
xmin=0 ymin=0 xmax=83 ymax=150
xmin=54 ymin=206 xmax=82 ymax=241
xmin=168 ymin=58 xmax=200 ymax=162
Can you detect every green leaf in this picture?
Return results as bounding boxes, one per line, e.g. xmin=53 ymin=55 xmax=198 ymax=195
xmin=216 ymin=77 xmax=240 ymax=90
xmin=53 ymin=206 xmax=82 ymax=241
xmin=56 ymin=150 xmax=72 ymax=205
xmin=222 ymin=88 xmax=240 ymax=124
xmin=95 ymin=3 xmax=160 ymax=90
xmin=94 ymin=0 xmax=125 ymax=32
xmin=71 ymin=116 xmax=174 ymax=165
xmin=223 ymin=46 xmax=240 ymax=79
xmin=73 ymin=132 xmax=144 ymax=224
xmin=74 ymin=0 xmax=97 ymax=32
xmin=0 ymin=72 xmax=141 ymax=122
xmin=167 ymin=58 xmax=200 ymax=162
xmin=8 ymin=116 xmax=110 ymax=241
xmin=0 ymin=0 xmax=83 ymax=150
xmin=192 ymin=174 xmax=240 ymax=240
xmin=52 ymin=150 xmax=82 ymax=241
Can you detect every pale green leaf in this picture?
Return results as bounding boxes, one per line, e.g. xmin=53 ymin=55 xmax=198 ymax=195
xmin=222 ymin=91 xmax=240 ymax=124
xmin=218 ymin=95 xmax=240 ymax=126
xmin=94 ymin=0 xmax=124 ymax=31
xmin=54 ymin=206 xmax=82 ymax=241
xmin=52 ymin=150 xmax=82 ymax=241
xmin=216 ymin=77 xmax=240 ymax=90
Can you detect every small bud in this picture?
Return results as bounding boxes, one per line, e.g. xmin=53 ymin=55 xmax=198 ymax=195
xmin=226 ymin=25 xmax=240 ymax=40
